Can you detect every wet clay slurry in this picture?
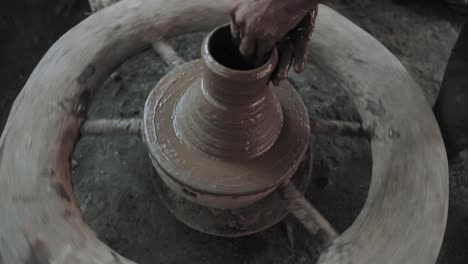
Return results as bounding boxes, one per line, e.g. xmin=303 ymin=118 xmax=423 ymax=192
xmin=143 ymin=24 xmax=311 ymax=212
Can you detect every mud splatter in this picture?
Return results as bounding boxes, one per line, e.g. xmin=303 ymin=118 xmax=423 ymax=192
xmin=75 ymin=90 xmax=91 ymax=119
xmin=25 ymin=239 xmax=51 ymax=264
xmin=365 ymin=98 xmax=386 ymax=117
xmin=40 ymin=169 xmax=55 ymax=178
xmin=51 ymin=182 xmax=72 ymax=202
xmin=77 ymin=64 xmax=96 ymax=84
xmin=63 ymin=209 xmax=73 ymax=219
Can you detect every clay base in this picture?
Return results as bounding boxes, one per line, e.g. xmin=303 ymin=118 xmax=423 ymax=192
xmin=150 ymin=146 xmax=312 ymax=237
xmin=143 ymin=60 xmax=310 ymax=209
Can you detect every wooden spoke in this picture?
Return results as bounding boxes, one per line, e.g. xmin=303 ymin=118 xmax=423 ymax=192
xmin=152 ymin=41 xmax=186 ymax=68
xmin=281 ymin=184 xmax=338 ymax=245
xmin=310 ymin=118 xmax=369 ymax=138
xmin=80 ymin=118 xmax=142 ymax=136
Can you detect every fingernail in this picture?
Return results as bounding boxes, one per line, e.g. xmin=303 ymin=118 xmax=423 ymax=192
xmin=294 ymin=63 xmax=304 ymax=73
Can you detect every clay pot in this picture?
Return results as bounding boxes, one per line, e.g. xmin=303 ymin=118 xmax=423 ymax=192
xmin=144 ymin=23 xmax=310 ymax=211
xmin=174 ymin=25 xmax=283 ymax=160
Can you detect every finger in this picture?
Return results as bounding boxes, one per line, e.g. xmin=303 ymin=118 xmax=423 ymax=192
xmin=229 ymin=11 xmax=239 ymax=40
xmin=239 ymin=36 xmax=256 ymax=63
xmin=254 ymin=38 xmax=275 ymax=67
xmin=293 ymin=11 xmax=314 ymax=74
xmin=272 ymin=41 xmax=294 ymax=86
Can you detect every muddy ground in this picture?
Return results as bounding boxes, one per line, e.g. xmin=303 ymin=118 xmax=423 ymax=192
xmin=1 ymin=0 xmax=467 ymax=263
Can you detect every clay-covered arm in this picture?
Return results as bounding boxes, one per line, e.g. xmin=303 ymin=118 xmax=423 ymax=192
xmin=230 ymin=0 xmax=318 ymax=85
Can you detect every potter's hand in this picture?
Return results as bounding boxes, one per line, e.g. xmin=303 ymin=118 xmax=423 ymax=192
xmin=230 ymin=0 xmax=318 ymax=85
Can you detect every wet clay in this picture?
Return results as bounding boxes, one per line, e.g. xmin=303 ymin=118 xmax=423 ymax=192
xmin=143 ymin=25 xmax=310 ymax=210
xmin=175 ymin=25 xmax=283 ymax=160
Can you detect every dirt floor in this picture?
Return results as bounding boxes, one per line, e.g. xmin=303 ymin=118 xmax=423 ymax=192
xmin=1 ymin=0 xmax=467 ymax=263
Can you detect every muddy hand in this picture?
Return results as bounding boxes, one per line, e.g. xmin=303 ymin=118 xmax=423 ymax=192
xmin=229 ymin=0 xmax=318 ymax=85
xmin=272 ymin=10 xmax=317 ymax=85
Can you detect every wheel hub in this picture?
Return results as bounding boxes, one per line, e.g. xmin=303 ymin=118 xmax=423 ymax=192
xmin=142 ymin=25 xmax=312 ymax=236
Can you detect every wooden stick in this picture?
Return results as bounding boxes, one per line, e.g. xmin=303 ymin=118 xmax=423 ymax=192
xmin=80 ymin=118 xmax=142 ymax=136
xmin=310 ymin=118 xmax=369 ymax=138
xmin=281 ymin=184 xmax=338 ymax=245
xmin=152 ymin=41 xmax=186 ymax=67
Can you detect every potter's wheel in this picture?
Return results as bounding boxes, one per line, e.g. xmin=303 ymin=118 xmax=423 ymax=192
xmin=142 ymin=25 xmax=311 ymax=236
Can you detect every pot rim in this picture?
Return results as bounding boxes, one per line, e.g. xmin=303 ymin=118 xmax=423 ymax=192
xmin=202 ymin=24 xmax=279 ymax=81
